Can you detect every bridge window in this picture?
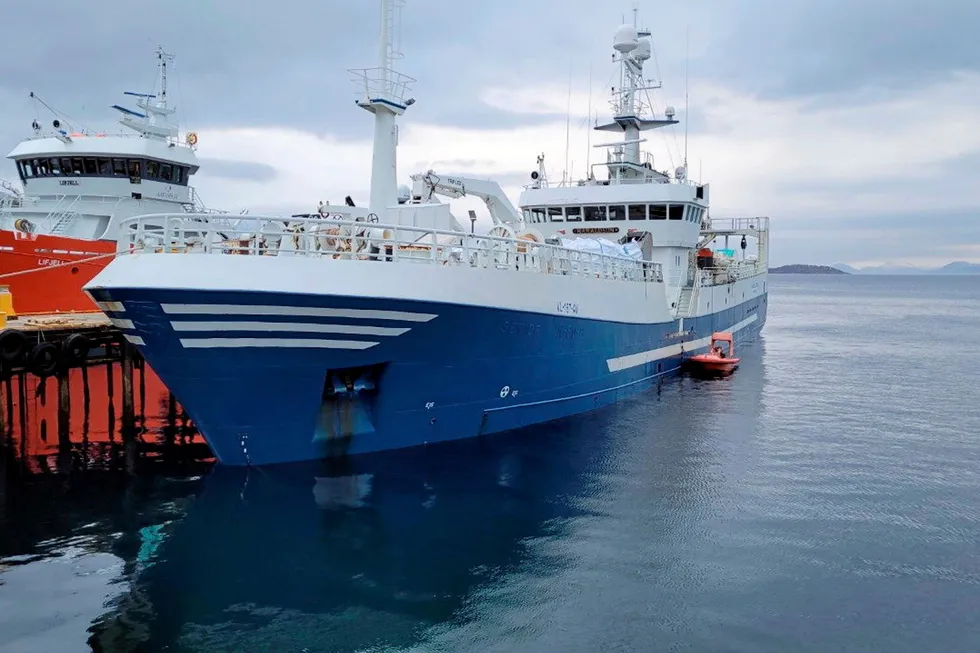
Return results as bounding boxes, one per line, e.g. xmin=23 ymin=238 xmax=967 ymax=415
xmin=547 ymin=207 xmax=563 ymax=222
xmin=13 ymin=155 xmax=190 ymax=187
xmin=650 ymin=204 xmax=667 ymax=220
xmin=565 ymin=206 xmax=581 ymax=221
xmin=608 ymin=205 xmax=626 ymax=221
xmin=628 ymin=204 xmax=646 ymax=220
xmin=584 ymin=206 xmax=605 ymax=221
xmin=668 ymin=204 xmax=685 ymax=220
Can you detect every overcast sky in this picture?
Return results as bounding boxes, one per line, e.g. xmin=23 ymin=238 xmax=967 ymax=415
xmin=2 ymin=0 xmax=978 ymax=266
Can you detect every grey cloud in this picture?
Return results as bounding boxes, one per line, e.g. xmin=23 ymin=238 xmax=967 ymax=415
xmin=702 ymin=0 xmax=980 ymax=101
xmin=196 ymin=158 xmax=278 ymax=182
xmin=767 ymin=210 xmax=980 ymax=266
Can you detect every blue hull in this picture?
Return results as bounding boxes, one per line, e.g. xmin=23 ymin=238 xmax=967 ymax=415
xmin=91 ymin=288 xmax=767 ymax=465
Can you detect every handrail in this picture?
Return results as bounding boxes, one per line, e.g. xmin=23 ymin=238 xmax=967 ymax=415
xmin=703 ymin=217 xmax=770 ymax=232
xmin=116 ymin=213 xmax=665 ymax=284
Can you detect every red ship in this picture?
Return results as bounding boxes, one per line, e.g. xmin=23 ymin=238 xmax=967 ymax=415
xmin=0 ymin=48 xmax=222 ymax=315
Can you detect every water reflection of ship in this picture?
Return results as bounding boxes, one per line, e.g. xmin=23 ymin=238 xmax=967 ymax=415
xmin=91 ymin=419 xmax=610 ymax=652
xmin=0 ymin=360 xmax=212 ymax=475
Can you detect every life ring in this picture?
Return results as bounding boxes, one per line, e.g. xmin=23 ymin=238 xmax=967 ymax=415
xmin=28 ymin=342 xmax=60 ymax=378
xmin=0 ymin=329 xmax=28 ymax=363
xmin=186 ymin=132 xmax=198 ymax=146
xmin=61 ymin=333 xmax=90 ymax=364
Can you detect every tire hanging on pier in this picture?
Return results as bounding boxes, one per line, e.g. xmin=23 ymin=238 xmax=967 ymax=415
xmin=0 ymin=329 xmax=28 ymax=364
xmin=28 ymin=342 xmax=60 ymax=378
xmin=61 ymin=333 xmax=91 ymax=365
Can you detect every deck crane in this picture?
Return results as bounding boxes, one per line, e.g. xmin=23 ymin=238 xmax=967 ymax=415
xmin=408 ymin=170 xmax=524 ymax=228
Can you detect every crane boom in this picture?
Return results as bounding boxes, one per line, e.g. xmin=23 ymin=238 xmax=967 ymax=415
xmin=409 ymin=170 xmax=522 ymax=226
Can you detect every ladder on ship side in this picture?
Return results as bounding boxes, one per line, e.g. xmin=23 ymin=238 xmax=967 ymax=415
xmin=48 ymin=196 xmax=81 ymax=235
xmin=676 ymin=283 xmax=700 ymax=318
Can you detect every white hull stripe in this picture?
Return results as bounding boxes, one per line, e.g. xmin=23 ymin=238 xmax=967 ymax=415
xmin=98 ymin=301 xmax=125 ymax=313
xmin=178 ymin=338 xmax=379 ymax=350
xmin=125 ymin=334 xmax=146 ymax=346
xmin=169 ymin=321 xmax=411 ymax=336
xmin=109 ymin=318 xmax=135 ymax=330
xmin=606 ymin=314 xmax=759 ymax=373
xmin=161 ymin=304 xmax=438 ymax=322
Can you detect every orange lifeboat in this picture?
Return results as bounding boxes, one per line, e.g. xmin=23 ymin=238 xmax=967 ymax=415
xmin=687 ymin=331 xmax=740 ymax=375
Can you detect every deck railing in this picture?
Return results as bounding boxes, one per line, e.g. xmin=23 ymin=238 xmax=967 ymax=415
xmin=117 ymin=213 xmax=664 ymax=284
xmin=703 ymin=216 xmax=770 ymax=233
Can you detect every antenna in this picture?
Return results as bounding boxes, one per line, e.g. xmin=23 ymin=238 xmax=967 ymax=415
xmin=157 ymin=46 xmax=173 ymax=104
xmin=564 ymin=63 xmax=572 ymax=185
xmin=684 ymin=24 xmax=690 ymax=171
xmin=586 ymin=61 xmax=593 ymax=175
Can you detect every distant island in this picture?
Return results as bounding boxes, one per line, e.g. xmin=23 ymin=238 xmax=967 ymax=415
xmin=770 ymin=264 xmax=849 ymax=274
xmin=832 ymin=261 xmax=980 ymax=275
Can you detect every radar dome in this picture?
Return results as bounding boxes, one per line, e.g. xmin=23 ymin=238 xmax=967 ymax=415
xmin=665 ymin=105 xmax=676 ymax=119
xmin=397 ymin=184 xmax=411 ymax=204
xmin=675 ymin=166 xmax=687 ymax=180
xmin=613 ymin=24 xmax=638 ymax=53
xmin=634 ymin=37 xmax=651 ymax=61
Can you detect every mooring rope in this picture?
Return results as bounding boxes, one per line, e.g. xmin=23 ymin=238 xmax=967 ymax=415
xmin=0 ymin=250 xmax=121 ymax=280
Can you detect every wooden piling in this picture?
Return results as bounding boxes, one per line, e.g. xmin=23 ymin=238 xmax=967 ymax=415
xmin=58 ymin=368 xmax=71 ymax=449
xmin=121 ymin=341 xmax=135 ymax=440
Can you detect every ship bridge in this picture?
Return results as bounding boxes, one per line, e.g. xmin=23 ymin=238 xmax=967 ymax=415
xmin=1 ymin=48 xmax=215 ymax=241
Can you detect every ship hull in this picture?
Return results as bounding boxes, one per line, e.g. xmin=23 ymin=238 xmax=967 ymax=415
xmin=85 ymin=255 xmax=768 ymax=466
xmin=0 ymin=229 xmax=114 ymax=314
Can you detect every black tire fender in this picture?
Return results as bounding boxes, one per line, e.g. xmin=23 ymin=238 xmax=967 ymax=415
xmin=62 ymin=333 xmax=91 ymax=364
xmin=0 ymin=329 xmax=28 ymax=364
xmin=28 ymin=342 xmax=60 ymax=378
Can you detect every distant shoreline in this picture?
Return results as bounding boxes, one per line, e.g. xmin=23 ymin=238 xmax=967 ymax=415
xmin=769 ymin=264 xmax=848 ymax=275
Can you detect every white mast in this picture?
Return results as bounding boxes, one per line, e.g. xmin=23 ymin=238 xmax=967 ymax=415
xmin=594 ymin=13 xmax=677 ymax=181
xmin=351 ymin=0 xmax=416 ymax=214
xmin=112 ymin=47 xmax=178 ymax=142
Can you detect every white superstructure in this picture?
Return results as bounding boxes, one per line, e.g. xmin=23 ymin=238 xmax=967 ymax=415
xmin=0 ymin=48 xmax=224 ymax=242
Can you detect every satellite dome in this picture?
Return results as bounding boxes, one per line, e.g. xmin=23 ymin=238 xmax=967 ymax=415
xmin=613 ymin=24 xmax=638 ymax=53
xmin=397 ymin=184 xmax=411 ymax=204
xmin=634 ymin=37 xmax=651 ymax=61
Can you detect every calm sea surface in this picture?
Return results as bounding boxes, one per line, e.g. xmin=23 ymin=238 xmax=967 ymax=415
xmin=1 ymin=274 xmax=979 ymax=652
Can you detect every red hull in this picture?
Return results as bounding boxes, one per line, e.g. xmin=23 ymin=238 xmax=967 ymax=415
xmin=0 ymin=229 xmax=115 ymax=314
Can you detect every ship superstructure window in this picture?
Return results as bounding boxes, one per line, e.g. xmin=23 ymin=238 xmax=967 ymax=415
xmin=628 ymin=204 xmax=646 ymax=220
xmin=650 ymin=204 xmax=667 ymax=220
xmin=14 ymin=155 xmax=193 ymax=186
xmin=565 ymin=206 xmax=582 ymax=221
xmin=608 ymin=205 xmax=626 ymax=221
xmin=668 ymin=204 xmax=685 ymax=220
xmin=583 ymin=206 xmax=604 ymax=221
xmin=547 ymin=207 xmax=563 ymax=222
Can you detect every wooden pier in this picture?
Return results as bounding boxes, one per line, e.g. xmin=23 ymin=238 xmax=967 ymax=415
xmin=0 ymin=312 xmax=211 ymax=473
